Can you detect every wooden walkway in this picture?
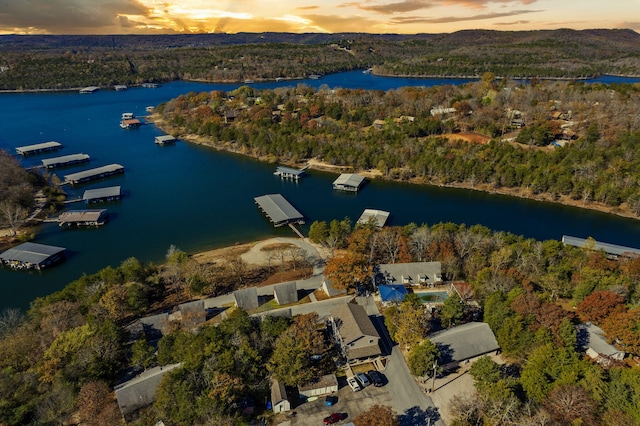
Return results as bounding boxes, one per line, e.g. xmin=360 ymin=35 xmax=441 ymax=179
xmin=289 ymin=223 xmax=305 ymax=238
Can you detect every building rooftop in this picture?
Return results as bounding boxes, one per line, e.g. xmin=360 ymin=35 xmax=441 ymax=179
xmin=58 ymin=209 xmax=107 ymax=224
xmin=15 ymin=141 xmax=62 ymax=155
xmin=41 ymin=153 xmax=90 ymax=168
xmin=378 ymin=284 xmax=408 ymax=303
xmin=331 ymin=302 xmax=380 ymax=345
xmin=254 ymin=194 xmax=304 ymax=227
xmin=429 ymin=322 xmax=499 ymax=365
xmin=332 ymin=173 xmax=365 ymax=190
xmin=82 ymin=186 xmax=122 ymax=201
xmin=64 ymin=164 xmax=124 ymax=183
xmin=357 ymin=209 xmax=390 ymax=227
xmin=562 ymin=235 xmax=640 ymax=257
xmin=0 ymin=242 xmax=65 ymax=265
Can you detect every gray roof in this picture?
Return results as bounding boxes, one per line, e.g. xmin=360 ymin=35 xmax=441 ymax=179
xmin=358 ymin=209 xmax=390 ymax=227
xmin=271 ymin=379 xmax=288 ymax=405
xmin=429 ymin=322 xmax=500 ymax=364
xmin=234 ymin=287 xmax=259 ymax=310
xmin=41 ymin=153 xmax=90 ymax=168
xmin=83 ymin=186 xmax=121 ymax=201
xmin=115 ymin=363 xmax=181 ymax=419
xmin=273 ymin=281 xmax=298 ymax=305
xmin=15 ymin=141 xmax=62 ymax=154
xmin=562 ymin=235 xmax=640 ymax=257
xmin=298 ymin=373 xmax=338 ymax=393
xmin=64 ymin=164 xmax=124 ymax=183
xmin=155 ymin=135 xmax=176 ymax=143
xmin=332 ymin=173 xmax=365 ymax=189
xmin=178 ymin=300 xmax=206 ymax=328
xmin=58 ymin=209 xmax=107 ymax=223
xmin=275 ymin=166 xmax=305 ymax=176
xmin=322 ymin=278 xmax=346 ymax=297
xmin=0 ymin=242 xmax=65 ymax=265
xmin=254 ymin=194 xmax=304 ymax=226
xmin=378 ymin=262 xmax=442 ymax=285
xmin=331 ymin=303 xmax=380 ymax=345
xmin=577 ymin=323 xmax=625 ymax=358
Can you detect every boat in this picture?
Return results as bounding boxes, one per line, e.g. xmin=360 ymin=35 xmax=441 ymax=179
xmin=275 ymin=77 xmax=285 ymax=82
xmin=121 ymin=112 xmax=135 ymax=120
xmin=145 ymin=106 xmax=155 ymax=113
xmin=120 ymin=118 xmax=142 ymax=129
xmin=244 ymin=79 xmax=255 ymax=84
xmin=308 ymin=74 xmax=321 ymax=80
xmin=363 ymin=68 xmax=372 ymax=74
xmin=141 ymin=83 xmax=159 ymax=88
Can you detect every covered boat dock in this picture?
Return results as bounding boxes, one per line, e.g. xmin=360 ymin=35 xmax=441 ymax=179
xmin=82 ymin=186 xmax=122 ymax=203
xmin=63 ymin=164 xmax=124 ymax=185
xmin=41 ymin=153 xmax=90 ymax=169
xmin=155 ymin=135 xmax=176 ymax=145
xmin=16 ymin=141 xmax=62 ymax=156
xmin=79 ymin=86 xmax=100 ymax=93
xmin=274 ymin=166 xmax=307 ymax=180
xmin=0 ymin=242 xmax=66 ymax=270
xmin=562 ymin=235 xmax=640 ymax=258
xmin=332 ymin=173 xmax=366 ymax=192
xmin=357 ymin=209 xmax=390 ymax=228
xmin=120 ymin=119 xmax=142 ymax=129
xmin=58 ymin=209 xmax=108 ymax=227
xmin=254 ymin=194 xmax=304 ymax=227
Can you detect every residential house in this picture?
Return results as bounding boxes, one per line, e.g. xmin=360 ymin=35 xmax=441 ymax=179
xmin=429 ymin=322 xmax=500 ymax=371
xmin=298 ymin=374 xmax=339 ymax=398
xmin=331 ymin=302 xmax=381 ymax=362
xmin=271 ymin=379 xmax=291 ymax=413
xmin=377 ymin=261 xmax=442 ymax=287
xmin=273 ymin=281 xmax=298 ymax=305
xmin=577 ymin=323 xmax=626 ymax=364
xmin=234 ymin=287 xmax=259 ymax=310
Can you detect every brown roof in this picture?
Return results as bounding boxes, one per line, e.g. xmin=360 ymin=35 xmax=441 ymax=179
xmin=331 ymin=303 xmax=380 ymax=344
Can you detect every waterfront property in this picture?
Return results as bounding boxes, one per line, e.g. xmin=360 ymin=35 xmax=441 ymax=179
xmin=330 ymin=302 xmax=381 ymax=362
xmin=332 ymin=173 xmax=365 ymax=192
xmin=120 ymin=118 xmax=142 ymax=129
xmin=429 ymin=322 xmax=500 ymax=371
xmin=0 ymin=242 xmax=66 ymax=270
xmin=273 ymin=165 xmax=307 ymax=180
xmin=357 ymin=209 xmax=390 ymax=227
xmin=577 ymin=323 xmax=626 ymax=363
xmin=82 ymin=186 xmax=122 ymax=203
xmin=63 ymin=164 xmax=124 ymax=185
xmin=58 ymin=209 xmax=108 ymax=227
xmin=377 ymin=261 xmax=443 ymax=287
xmin=254 ymin=194 xmax=304 ymax=227
xmin=16 ymin=141 xmax=62 ymax=156
xmin=79 ymin=86 xmax=100 ymax=93
xmin=154 ymin=135 xmax=176 ymax=145
xmin=562 ymin=235 xmax=640 ymax=258
xmin=41 ymin=153 xmax=90 ymax=169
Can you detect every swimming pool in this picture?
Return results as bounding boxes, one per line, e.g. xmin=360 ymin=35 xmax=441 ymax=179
xmin=414 ymin=291 xmax=450 ymax=303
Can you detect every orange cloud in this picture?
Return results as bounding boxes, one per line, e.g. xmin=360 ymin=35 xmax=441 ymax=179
xmin=390 ymin=9 xmax=541 ymax=24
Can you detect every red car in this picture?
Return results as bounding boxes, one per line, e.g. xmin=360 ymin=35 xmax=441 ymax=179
xmin=323 ymin=413 xmax=347 ymax=425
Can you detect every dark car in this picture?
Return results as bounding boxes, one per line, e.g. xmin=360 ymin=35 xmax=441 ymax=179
xmin=367 ymin=370 xmax=384 ymax=387
xmin=324 ymin=413 xmax=347 ymax=425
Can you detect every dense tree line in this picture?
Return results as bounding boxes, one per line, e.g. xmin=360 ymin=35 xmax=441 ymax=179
xmin=1 ymin=29 xmax=639 ymax=90
xmin=157 ymin=78 xmax=640 ymax=216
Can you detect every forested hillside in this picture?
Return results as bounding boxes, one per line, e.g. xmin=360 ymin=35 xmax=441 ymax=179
xmin=155 ymin=77 xmax=640 ymax=217
xmin=1 ymin=29 xmax=639 ymax=90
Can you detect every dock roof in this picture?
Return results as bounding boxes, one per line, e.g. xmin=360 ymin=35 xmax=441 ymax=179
xmin=333 ymin=173 xmax=365 ymax=189
xmin=0 ymin=242 xmax=65 ymax=265
xmin=15 ymin=141 xmax=62 ymax=155
xmin=41 ymin=153 xmax=90 ymax=168
xmin=83 ymin=186 xmax=121 ymax=201
xmin=155 ymin=135 xmax=176 ymax=143
xmin=58 ymin=209 xmax=107 ymax=223
xmin=275 ymin=166 xmax=305 ymax=177
xmin=254 ymin=194 xmax=304 ymax=226
xmin=64 ymin=164 xmax=124 ymax=184
xmin=562 ymin=235 xmax=640 ymax=257
xmin=358 ymin=209 xmax=390 ymax=227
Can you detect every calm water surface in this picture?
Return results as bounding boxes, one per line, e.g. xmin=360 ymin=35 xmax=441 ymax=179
xmin=1 ymin=71 xmax=640 ymax=310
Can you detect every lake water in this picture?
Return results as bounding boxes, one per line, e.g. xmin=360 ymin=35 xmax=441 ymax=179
xmin=2 ymin=71 xmax=640 ymax=311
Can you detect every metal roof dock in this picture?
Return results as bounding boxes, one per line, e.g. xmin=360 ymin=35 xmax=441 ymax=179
xmin=63 ymin=164 xmax=124 ymax=185
xmin=58 ymin=209 xmax=108 ymax=227
xmin=79 ymin=86 xmax=100 ymax=93
xmin=82 ymin=186 xmax=122 ymax=203
xmin=274 ymin=166 xmax=307 ymax=180
xmin=562 ymin=235 xmax=640 ymax=258
xmin=0 ymin=242 xmax=66 ymax=270
xmin=332 ymin=173 xmax=365 ymax=192
xmin=41 ymin=153 xmax=90 ymax=169
xmin=16 ymin=141 xmax=62 ymax=156
xmin=254 ymin=194 xmax=304 ymax=227
xmin=357 ymin=209 xmax=390 ymax=227
xmin=154 ymin=135 xmax=176 ymax=145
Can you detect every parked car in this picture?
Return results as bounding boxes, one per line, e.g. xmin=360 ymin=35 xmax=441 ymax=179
xmin=324 ymin=413 xmax=347 ymax=425
xmin=347 ymin=376 xmax=361 ymax=392
xmin=355 ymin=372 xmax=371 ymax=387
xmin=367 ymin=370 xmax=384 ymax=387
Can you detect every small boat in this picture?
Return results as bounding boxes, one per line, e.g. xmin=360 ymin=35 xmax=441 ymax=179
xmin=122 ymin=112 xmax=135 ymax=120
xmin=308 ymin=74 xmax=321 ymax=80
xmin=244 ymin=79 xmax=255 ymax=84
xmin=275 ymin=77 xmax=285 ymax=82
xmin=145 ymin=106 xmax=155 ymax=113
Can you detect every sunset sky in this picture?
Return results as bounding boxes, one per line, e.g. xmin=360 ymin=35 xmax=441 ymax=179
xmin=0 ymin=0 xmax=638 ymax=35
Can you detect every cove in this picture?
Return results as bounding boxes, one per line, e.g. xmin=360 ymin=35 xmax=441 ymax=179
xmin=1 ymin=71 xmax=640 ymax=311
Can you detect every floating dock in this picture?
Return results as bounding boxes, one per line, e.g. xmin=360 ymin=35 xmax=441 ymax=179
xmin=141 ymin=83 xmax=159 ymax=88
xmin=114 ymin=85 xmax=128 ymax=91
xmin=58 ymin=209 xmax=108 ymax=227
xmin=79 ymin=86 xmax=100 ymax=93
xmin=358 ymin=209 xmax=390 ymax=228
xmin=16 ymin=141 xmax=62 ymax=156
xmin=41 ymin=153 xmax=90 ymax=169
xmin=120 ymin=119 xmax=142 ymax=129
xmin=155 ymin=135 xmax=176 ymax=145
xmin=82 ymin=186 xmax=122 ymax=203
xmin=63 ymin=164 xmax=124 ymax=185
xmin=254 ymin=194 xmax=304 ymax=227
xmin=332 ymin=173 xmax=365 ymax=192
xmin=274 ymin=166 xmax=307 ymax=180
xmin=0 ymin=242 xmax=66 ymax=270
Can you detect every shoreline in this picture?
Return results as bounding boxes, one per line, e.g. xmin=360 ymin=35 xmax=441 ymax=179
xmin=148 ymin=114 xmax=639 ymax=222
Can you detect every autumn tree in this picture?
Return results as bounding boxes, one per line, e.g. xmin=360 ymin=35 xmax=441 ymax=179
xmin=577 ymin=290 xmax=625 ymax=325
xmin=544 ymin=385 xmax=599 ymax=426
xmin=324 ymin=251 xmax=372 ymax=291
xmin=77 ymin=381 xmax=122 ymax=426
xmin=600 ymin=307 xmax=640 ymax=356
xmin=354 ymin=404 xmax=399 ymax=426
xmin=386 ymin=297 xmax=430 ymax=350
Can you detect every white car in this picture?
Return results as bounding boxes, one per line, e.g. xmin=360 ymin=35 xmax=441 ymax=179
xmin=356 ymin=372 xmax=371 ymax=387
xmin=347 ymin=376 xmax=361 ymax=392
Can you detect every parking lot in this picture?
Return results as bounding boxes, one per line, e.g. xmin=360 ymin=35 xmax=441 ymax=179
xmin=287 ymin=375 xmax=393 ymax=425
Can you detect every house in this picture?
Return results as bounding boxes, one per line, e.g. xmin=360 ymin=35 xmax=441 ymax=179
xmin=331 ymin=302 xmax=381 ymax=361
xmin=298 ymin=373 xmax=338 ymax=398
xmin=430 ymin=107 xmax=456 ymax=117
xmin=224 ymin=110 xmax=239 ymax=123
xmin=332 ymin=173 xmax=366 ymax=192
xmin=377 ymin=262 xmax=442 ymax=287
xmin=234 ymin=287 xmax=259 ymax=310
xmin=577 ymin=323 xmax=626 ymax=363
xmin=273 ymin=281 xmax=298 ymax=305
xmin=322 ymin=278 xmax=347 ymax=298
xmin=378 ymin=284 xmax=408 ymax=304
xmin=429 ymin=322 xmax=500 ymax=371
xmin=126 ymin=312 xmax=169 ymax=341
xmin=271 ymin=379 xmax=291 ymax=413
xmin=177 ymin=300 xmax=206 ymax=329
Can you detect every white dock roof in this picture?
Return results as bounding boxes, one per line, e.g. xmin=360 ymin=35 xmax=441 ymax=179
xmin=82 ymin=186 xmax=121 ymax=201
xmin=0 ymin=242 xmax=65 ymax=265
xmin=64 ymin=164 xmax=124 ymax=183
xmin=358 ymin=209 xmax=390 ymax=227
xmin=254 ymin=194 xmax=304 ymax=226
xmin=41 ymin=153 xmax=90 ymax=168
xmin=562 ymin=235 xmax=640 ymax=257
xmin=333 ymin=173 xmax=365 ymax=189
xmin=15 ymin=141 xmax=62 ymax=155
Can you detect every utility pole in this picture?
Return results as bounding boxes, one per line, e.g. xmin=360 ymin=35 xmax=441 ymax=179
xmin=431 ymin=360 xmax=438 ymax=393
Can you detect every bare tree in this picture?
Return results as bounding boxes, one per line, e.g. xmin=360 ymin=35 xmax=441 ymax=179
xmin=0 ymin=200 xmax=28 ymax=236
